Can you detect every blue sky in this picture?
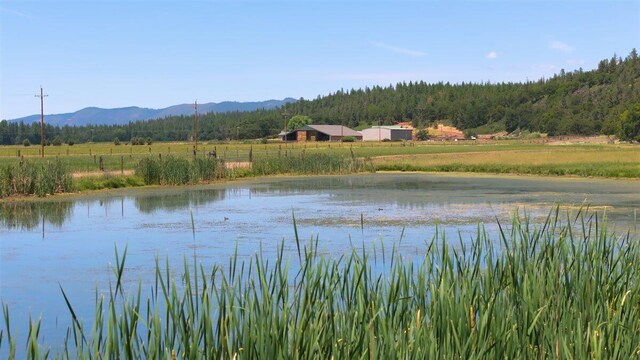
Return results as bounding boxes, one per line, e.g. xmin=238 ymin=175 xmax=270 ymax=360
xmin=1 ymin=0 xmax=638 ymax=120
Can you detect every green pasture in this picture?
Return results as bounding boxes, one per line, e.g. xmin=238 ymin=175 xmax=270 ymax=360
xmin=0 ymin=140 xmax=638 ymax=178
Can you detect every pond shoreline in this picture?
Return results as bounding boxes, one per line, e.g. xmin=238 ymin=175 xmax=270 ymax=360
xmin=2 ymin=169 xmax=638 ymax=204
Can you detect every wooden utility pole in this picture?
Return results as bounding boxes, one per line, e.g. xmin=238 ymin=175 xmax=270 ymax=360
xmin=194 ymin=100 xmax=199 ymax=150
xmin=35 ymin=86 xmax=48 ymax=157
xmin=282 ymin=109 xmax=289 ymax=132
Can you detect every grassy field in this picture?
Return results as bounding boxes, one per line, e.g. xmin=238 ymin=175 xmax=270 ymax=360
xmin=2 ymin=210 xmax=639 ymax=358
xmin=0 ymin=140 xmax=638 ymax=178
xmin=372 ymin=144 xmax=640 ymax=178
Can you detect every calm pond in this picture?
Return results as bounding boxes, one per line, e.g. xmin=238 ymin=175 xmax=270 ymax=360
xmin=1 ymin=173 xmax=638 ymax=351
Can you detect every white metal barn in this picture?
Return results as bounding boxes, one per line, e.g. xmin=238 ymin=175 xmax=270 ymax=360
xmin=361 ymin=126 xmax=413 ymax=141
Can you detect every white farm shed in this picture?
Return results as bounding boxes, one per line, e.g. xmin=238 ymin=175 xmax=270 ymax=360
xmin=361 ymin=126 xmax=413 ymax=141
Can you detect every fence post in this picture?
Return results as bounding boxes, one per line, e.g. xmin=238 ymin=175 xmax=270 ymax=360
xmin=121 ymin=156 xmax=124 ymax=175
xmin=249 ymin=146 xmax=253 ymax=162
xmin=93 ymin=154 xmax=97 ymax=164
xmin=99 ymin=156 xmax=104 ymax=171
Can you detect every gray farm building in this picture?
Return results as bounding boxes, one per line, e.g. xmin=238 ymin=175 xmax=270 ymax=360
xmin=361 ymin=126 xmax=413 ymax=141
xmin=281 ymin=125 xmax=362 ymax=142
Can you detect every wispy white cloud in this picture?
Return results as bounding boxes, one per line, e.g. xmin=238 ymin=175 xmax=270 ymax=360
xmin=549 ymin=40 xmax=574 ymax=53
xmin=370 ymin=41 xmax=425 ymax=57
xmin=0 ymin=6 xmax=35 ymax=19
xmin=485 ymin=51 xmax=498 ymax=59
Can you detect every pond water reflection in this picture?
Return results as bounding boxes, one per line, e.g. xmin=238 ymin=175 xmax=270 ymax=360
xmin=0 ymin=173 xmax=638 ymax=352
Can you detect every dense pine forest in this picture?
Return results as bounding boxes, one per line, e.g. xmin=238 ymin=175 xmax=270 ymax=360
xmin=1 ymin=50 xmax=639 ymax=145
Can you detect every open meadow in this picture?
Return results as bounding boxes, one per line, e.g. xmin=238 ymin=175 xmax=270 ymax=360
xmin=1 ymin=139 xmax=638 ymax=179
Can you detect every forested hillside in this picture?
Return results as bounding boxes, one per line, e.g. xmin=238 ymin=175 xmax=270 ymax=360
xmin=1 ymin=50 xmax=638 ymax=145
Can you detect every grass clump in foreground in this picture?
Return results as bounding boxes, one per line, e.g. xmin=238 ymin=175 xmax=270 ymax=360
xmin=2 ymin=209 xmax=640 ymax=358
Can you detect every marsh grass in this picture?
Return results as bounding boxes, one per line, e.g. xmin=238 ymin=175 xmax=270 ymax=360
xmin=135 ymin=156 xmax=225 ymax=185
xmin=2 ymin=208 xmax=640 ymax=358
xmin=0 ymin=159 xmax=72 ymax=197
xmin=73 ymin=175 xmax=146 ymax=192
xmin=250 ymin=152 xmax=372 ymax=176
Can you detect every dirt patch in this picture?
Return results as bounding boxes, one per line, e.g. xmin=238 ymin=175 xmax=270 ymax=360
xmin=71 ymin=163 xmax=251 ymax=178
xmin=425 ymin=124 xmax=465 ymax=140
xmin=72 ymin=170 xmax=134 ymax=178
xmin=546 ymin=136 xmax=615 ymax=145
xmin=225 ymin=162 xmax=252 ymax=169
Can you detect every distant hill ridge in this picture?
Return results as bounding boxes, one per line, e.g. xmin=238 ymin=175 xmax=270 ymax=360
xmin=8 ymin=98 xmax=297 ymax=127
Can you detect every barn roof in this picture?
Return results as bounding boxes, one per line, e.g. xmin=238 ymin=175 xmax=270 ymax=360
xmin=366 ymin=126 xmax=412 ymax=131
xmin=297 ymin=124 xmax=362 ymax=137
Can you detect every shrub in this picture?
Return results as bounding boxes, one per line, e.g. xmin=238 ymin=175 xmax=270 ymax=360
xmin=135 ymin=157 xmax=162 ymax=184
xmin=341 ymin=136 xmax=356 ymax=142
xmin=415 ymin=129 xmax=430 ymax=141
xmin=23 ymin=139 xmax=31 ymax=147
xmin=146 ymin=137 xmax=152 ymax=145
xmin=114 ymin=137 xmax=121 ymax=146
xmin=52 ymin=137 xmax=62 ymax=146
xmin=68 ymin=141 xmax=74 ymax=146
xmin=464 ymin=130 xmax=478 ymax=140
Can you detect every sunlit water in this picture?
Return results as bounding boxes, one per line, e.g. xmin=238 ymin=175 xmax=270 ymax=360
xmin=1 ymin=173 xmax=638 ymax=353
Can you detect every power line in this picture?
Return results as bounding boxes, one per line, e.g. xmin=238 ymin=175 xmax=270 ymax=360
xmin=194 ymin=100 xmax=198 ymax=150
xmin=34 ymin=86 xmax=48 ymax=157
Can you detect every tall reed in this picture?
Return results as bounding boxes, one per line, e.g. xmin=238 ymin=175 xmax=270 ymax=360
xmin=2 ymin=208 xmax=640 ymax=358
xmin=135 ymin=156 xmax=224 ymax=185
xmin=0 ymin=159 xmax=72 ymax=197
xmin=251 ymin=152 xmax=372 ymax=176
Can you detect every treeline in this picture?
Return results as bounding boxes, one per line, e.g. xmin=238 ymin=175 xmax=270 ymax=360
xmin=288 ymin=49 xmax=639 ymax=136
xmin=1 ymin=50 xmax=638 ymax=145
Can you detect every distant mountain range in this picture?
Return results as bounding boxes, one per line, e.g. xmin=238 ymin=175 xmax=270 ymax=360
xmin=8 ymin=98 xmax=297 ymax=127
